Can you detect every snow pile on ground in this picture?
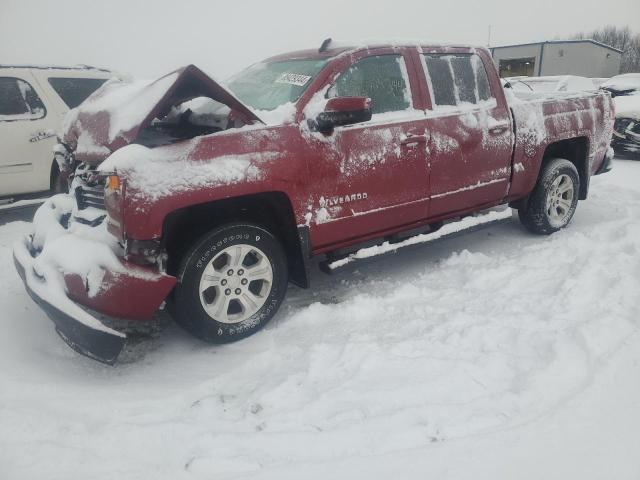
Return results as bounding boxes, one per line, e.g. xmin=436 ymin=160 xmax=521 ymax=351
xmin=0 ymin=196 xmax=47 ymax=210
xmin=1 ymin=160 xmax=639 ymax=479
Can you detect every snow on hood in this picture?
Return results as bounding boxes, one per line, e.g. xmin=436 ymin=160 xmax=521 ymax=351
xmin=601 ymin=74 xmax=640 ymax=93
xmin=62 ymin=65 xmax=264 ymax=163
xmin=98 ymin=143 xmax=275 ymax=204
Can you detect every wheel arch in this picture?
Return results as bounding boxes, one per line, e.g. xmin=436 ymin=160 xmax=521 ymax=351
xmin=162 ymin=192 xmax=311 ymax=289
xmin=540 ymin=137 xmax=590 ymax=199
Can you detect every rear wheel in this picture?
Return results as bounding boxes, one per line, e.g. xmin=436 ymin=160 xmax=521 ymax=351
xmin=170 ymin=223 xmax=288 ymax=343
xmin=518 ymin=158 xmax=580 ymax=235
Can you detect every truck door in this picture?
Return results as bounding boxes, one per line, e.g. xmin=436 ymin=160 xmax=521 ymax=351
xmin=415 ymin=49 xmax=513 ymax=218
xmin=303 ymin=49 xmax=430 ymax=250
xmin=0 ymin=73 xmax=58 ymax=197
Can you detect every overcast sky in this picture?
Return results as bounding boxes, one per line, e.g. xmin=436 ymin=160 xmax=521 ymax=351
xmin=1 ymin=0 xmax=639 ymax=79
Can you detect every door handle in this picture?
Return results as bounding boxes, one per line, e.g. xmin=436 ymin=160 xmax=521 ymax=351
xmin=488 ymin=124 xmax=509 ymax=135
xmin=400 ymin=134 xmax=428 ymax=146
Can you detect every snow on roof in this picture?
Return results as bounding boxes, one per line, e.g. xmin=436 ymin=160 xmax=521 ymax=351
xmin=266 ymin=39 xmax=484 ymax=62
xmin=602 ymin=74 xmax=640 ymax=92
xmin=613 ymin=94 xmax=640 ymax=119
xmin=324 ymin=38 xmax=475 ymax=51
xmin=0 ymin=64 xmax=111 ymax=72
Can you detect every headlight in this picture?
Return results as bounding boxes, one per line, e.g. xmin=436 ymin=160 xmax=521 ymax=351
xmin=103 ymin=172 xmax=125 ymax=240
xmin=105 ymin=174 xmax=121 ymax=193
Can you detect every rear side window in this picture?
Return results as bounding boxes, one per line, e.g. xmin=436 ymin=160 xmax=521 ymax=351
xmin=331 ymin=55 xmax=411 ymax=114
xmin=48 ymin=77 xmax=107 ymax=108
xmin=0 ymin=77 xmax=46 ymax=120
xmin=424 ymin=54 xmax=492 ymax=108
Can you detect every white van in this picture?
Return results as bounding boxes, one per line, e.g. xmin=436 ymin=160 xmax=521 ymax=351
xmin=0 ymin=65 xmax=113 ymax=198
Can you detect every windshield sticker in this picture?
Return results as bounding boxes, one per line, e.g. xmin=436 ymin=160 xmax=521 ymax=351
xmin=275 ymin=73 xmax=312 ymax=86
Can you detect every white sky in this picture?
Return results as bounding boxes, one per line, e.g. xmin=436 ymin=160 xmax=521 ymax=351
xmin=1 ymin=0 xmax=639 ymax=79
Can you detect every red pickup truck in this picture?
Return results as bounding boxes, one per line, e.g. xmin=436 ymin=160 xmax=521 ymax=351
xmin=14 ymin=41 xmax=615 ymax=363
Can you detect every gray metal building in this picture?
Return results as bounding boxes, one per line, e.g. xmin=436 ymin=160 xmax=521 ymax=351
xmin=490 ymin=40 xmax=621 ymax=78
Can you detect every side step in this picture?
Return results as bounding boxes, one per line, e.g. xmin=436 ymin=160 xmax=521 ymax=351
xmin=319 ymin=208 xmax=513 ymax=274
xmin=318 ymin=221 xmax=443 ymax=274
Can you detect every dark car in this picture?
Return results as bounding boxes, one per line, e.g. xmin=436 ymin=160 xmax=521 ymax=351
xmin=602 ymin=73 xmax=640 ymax=157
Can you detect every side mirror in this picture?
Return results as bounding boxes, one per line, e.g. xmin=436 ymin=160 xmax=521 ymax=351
xmin=315 ymin=96 xmax=372 ymax=134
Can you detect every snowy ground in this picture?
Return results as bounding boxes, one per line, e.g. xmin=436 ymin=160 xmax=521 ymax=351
xmin=1 ymin=158 xmax=639 ymax=479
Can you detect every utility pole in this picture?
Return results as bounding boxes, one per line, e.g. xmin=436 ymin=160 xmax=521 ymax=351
xmin=487 ymin=25 xmax=492 ymax=47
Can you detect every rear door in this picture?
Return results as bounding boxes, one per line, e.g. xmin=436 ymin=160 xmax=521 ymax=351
xmin=303 ymin=48 xmax=430 ymax=249
xmin=414 ymin=48 xmax=513 ymax=218
xmin=0 ymin=72 xmax=58 ymax=196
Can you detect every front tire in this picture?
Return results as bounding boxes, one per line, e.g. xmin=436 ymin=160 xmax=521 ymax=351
xmin=170 ymin=223 xmax=288 ymax=343
xmin=518 ymin=158 xmax=580 ymax=235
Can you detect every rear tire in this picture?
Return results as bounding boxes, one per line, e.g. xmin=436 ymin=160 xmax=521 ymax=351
xmin=518 ymin=158 xmax=580 ymax=235
xmin=169 ymin=223 xmax=288 ymax=343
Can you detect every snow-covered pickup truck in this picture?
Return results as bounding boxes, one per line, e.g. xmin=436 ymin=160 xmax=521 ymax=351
xmin=14 ymin=41 xmax=615 ymax=364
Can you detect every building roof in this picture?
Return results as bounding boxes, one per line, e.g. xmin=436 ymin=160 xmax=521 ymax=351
xmin=491 ymin=39 xmax=622 ymax=54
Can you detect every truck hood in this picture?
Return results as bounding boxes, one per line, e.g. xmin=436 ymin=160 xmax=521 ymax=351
xmin=62 ymin=64 xmax=263 ymax=164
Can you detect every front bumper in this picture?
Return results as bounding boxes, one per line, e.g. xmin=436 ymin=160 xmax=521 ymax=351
xmin=611 ymin=137 xmax=640 ymax=157
xmin=14 ymin=248 xmax=126 ymax=364
xmin=13 ymin=196 xmax=176 ymax=364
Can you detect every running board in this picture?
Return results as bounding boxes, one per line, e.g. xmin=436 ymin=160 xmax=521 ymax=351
xmin=319 ymin=208 xmax=513 ymax=274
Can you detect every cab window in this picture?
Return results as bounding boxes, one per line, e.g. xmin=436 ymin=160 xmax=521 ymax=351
xmin=0 ymin=77 xmax=46 ymax=121
xmin=330 ymin=55 xmax=412 ymax=114
xmin=424 ymin=54 xmax=492 ymax=108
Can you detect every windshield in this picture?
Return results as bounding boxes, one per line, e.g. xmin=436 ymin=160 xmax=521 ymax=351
xmin=227 ymin=58 xmax=327 ymax=111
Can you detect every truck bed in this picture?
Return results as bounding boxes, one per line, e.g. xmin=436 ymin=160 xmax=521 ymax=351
xmin=506 ymin=89 xmax=614 ymax=202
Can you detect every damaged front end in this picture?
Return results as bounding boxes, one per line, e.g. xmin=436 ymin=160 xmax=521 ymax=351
xmin=13 ymin=190 xmax=176 ymax=364
xmin=13 ymin=64 xmax=266 ymax=364
xmin=62 ymin=64 xmax=263 ymax=167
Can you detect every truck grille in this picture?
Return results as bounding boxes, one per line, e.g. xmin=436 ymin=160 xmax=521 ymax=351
xmin=75 ymin=185 xmax=106 ymax=210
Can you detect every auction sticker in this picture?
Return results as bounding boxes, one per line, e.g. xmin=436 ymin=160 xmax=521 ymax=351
xmin=275 ymin=73 xmax=312 ymax=86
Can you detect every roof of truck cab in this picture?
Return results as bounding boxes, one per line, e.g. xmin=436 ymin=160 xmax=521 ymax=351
xmin=263 ymin=41 xmax=483 ymax=62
